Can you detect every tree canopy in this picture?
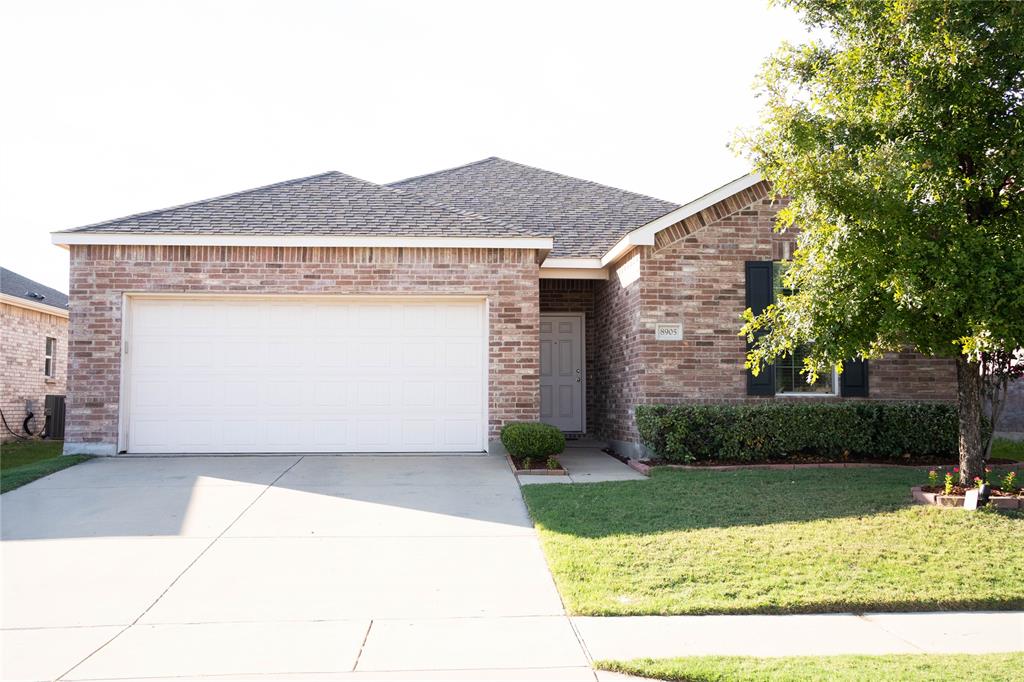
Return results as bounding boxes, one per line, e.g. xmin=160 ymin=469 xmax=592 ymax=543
xmin=736 ymin=0 xmax=1024 ymax=379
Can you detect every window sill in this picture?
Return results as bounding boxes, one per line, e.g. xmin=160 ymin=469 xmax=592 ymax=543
xmin=775 ymin=391 xmax=836 ymax=398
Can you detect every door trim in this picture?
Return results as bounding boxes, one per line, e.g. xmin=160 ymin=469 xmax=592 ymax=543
xmin=539 ymin=312 xmax=586 ymax=434
xmin=117 ymin=293 xmax=489 ymax=454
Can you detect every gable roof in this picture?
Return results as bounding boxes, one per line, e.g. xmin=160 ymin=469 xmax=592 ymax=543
xmin=1 ymin=267 xmax=69 ymax=313
xmin=388 ymin=157 xmax=681 ymax=258
xmin=59 ymin=171 xmax=539 ymax=239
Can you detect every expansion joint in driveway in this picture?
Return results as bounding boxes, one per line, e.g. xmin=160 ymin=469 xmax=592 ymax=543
xmin=352 ymin=619 xmax=374 ymax=671
xmin=55 ymin=455 xmax=306 ymax=681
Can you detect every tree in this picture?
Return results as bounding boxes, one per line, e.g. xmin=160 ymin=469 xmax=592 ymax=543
xmin=735 ymin=0 xmax=1024 ymax=483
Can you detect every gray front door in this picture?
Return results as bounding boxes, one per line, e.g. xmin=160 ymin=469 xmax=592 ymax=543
xmin=539 ymin=314 xmax=584 ymax=432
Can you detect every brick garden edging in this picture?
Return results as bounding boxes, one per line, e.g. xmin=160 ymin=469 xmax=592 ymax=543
xmin=911 ymin=486 xmax=1023 ymax=510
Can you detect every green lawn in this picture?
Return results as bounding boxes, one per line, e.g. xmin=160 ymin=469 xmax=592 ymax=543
xmin=992 ymin=437 xmax=1024 ymax=462
xmin=1 ymin=440 xmax=91 ymax=493
xmin=521 ymin=467 xmax=1023 ymax=615
xmin=596 ymin=653 xmax=1024 ymax=682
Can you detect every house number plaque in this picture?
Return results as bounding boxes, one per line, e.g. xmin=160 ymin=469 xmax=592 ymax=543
xmin=655 ymin=323 xmax=683 ymax=341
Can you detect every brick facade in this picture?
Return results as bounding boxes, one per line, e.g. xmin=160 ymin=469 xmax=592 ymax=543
xmin=1 ymin=302 xmax=68 ymax=441
xmin=591 ymin=251 xmax=644 ymax=445
xmin=62 ymin=184 xmax=960 ymax=455
xmin=65 ymin=245 xmax=540 ymax=453
xmin=585 ymin=182 xmax=957 ymax=450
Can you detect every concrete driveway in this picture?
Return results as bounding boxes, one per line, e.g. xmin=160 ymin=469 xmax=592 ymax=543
xmin=1 ymin=455 xmax=594 ymax=681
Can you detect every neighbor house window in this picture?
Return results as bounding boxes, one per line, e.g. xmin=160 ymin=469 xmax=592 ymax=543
xmin=44 ymin=337 xmax=56 ymax=377
xmin=772 ymin=262 xmax=835 ymax=396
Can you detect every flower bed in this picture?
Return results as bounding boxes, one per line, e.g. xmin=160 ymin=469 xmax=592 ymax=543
xmin=912 ymin=486 xmax=1022 ymax=509
xmin=912 ymin=467 xmax=1022 ymax=509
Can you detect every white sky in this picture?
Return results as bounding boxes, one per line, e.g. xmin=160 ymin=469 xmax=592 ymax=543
xmin=1 ymin=0 xmax=812 ymax=293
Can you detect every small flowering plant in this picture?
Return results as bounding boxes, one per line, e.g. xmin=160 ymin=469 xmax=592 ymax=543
xmin=944 ymin=470 xmax=954 ymax=495
xmin=928 ymin=469 xmax=938 ymax=486
xmin=973 ymin=476 xmax=985 ymax=489
xmin=1002 ymin=470 xmax=1017 ymax=493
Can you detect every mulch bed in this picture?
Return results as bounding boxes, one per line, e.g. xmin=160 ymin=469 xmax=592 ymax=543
xmin=506 ymin=453 xmax=567 ymax=475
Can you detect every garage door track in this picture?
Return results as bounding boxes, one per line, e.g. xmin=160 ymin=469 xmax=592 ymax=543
xmin=1 ymin=455 xmax=593 ymax=680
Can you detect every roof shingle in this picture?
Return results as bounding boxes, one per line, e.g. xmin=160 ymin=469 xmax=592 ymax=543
xmin=58 ymin=159 xmax=682 ymax=258
xmin=388 ymin=157 xmax=680 ymax=257
xmin=1 ymin=267 xmax=69 ymax=311
xmin=61 ymin=171 xmax=537 ymax=238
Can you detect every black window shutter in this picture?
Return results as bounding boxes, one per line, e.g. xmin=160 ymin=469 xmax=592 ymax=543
xmin=745 ymin=261 xmax=775 ymax=396
xmin=840 ymin=360 xmax=869 ymax=397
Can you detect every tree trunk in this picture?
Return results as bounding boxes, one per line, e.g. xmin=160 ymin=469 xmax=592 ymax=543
xmin=956 ymin=355 xmax=985 ymax=484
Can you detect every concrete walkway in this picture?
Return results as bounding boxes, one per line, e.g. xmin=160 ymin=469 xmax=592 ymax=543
xmin=518 ymin=447 xmax=646 ymax=485
xmin=575 ymin=612 xmax=1024 ymax=662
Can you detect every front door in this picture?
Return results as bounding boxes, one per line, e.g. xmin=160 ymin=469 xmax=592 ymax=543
xmin=539 ymin=314 xmax=584 ymax=432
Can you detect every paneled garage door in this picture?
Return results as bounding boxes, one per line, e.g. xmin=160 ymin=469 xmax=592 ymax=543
xmin=125 ymin=297 xmax=487 ymax=453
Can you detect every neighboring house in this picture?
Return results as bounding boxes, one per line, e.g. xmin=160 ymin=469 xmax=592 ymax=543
xmin=1 ymin=267 xmax=69 ymax=442
xmin=52 ymin=158 xmax=956 ymax=457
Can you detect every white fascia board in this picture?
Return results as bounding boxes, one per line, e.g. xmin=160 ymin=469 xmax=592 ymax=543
xmin=538 ymin=267 xmax=609 ymax=280
xmin=599 ymin=173 xmax=763 ymax=266
xmin=51 ymin=232 xmax=554 ymax=251
xmin=540 ymin=257 xmax=604 ymax=269
xmin=0 ymin=293 xmax=69 ymax=318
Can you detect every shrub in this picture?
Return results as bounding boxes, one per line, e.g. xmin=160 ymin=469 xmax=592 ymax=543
xmin=501 ymin=422 xmax=566 ymax=459
xmin=635 ymin=402 xmax=960 ymax=464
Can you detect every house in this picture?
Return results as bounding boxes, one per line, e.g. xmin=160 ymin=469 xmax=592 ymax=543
xmin=1 ymin=267 xmax=69 ymax=441
xmin=52 ymin=158 xmax=956 ymax=457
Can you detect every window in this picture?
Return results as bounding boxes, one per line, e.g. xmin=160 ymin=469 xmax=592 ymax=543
xmin=772 ymin=262 xmax=835 ymax=396
xmin=44 ymin=337 xmax=56 ymax=378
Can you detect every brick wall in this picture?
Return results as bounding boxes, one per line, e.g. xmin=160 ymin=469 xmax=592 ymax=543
xmin=594 ymin=182 xmax=957 ymax=448
xmin=591 ymin=249 xmax=644 ymax=444
xmin=1 ymin=302 xmax=68 ymax=441
xmin=539 ymin=279 xmax=597 ymax=431
xmin=65 ymin=245 xmax=540 ymax=452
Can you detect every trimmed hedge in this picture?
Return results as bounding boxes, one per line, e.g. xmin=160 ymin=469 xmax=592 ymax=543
xmin=501 ymin=421 xmax=566 ymax=458
xmin=635 ymin=402 xmax=960 ymax=463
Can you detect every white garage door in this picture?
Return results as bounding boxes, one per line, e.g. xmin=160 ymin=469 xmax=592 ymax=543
xmin=125 ymin=297 xmax=487 ymax=454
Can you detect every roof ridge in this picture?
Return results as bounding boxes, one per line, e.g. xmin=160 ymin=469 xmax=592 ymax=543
xmin=483 ymin=157 xmax=681 ymax=209
xmin=60 ymin=171 xmax=344 ymax=233
xmin=386 ymin=157 xmax=501 ymax=188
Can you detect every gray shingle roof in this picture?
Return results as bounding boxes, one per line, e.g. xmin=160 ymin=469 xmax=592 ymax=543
xmin=58 ymin=160 xmax=682 ymax=258
xmin=1 ymin=267 xmax=68 ymax=312
xmin=388 ymin=157 xmax=680 ymax=258
xmin=61 ymin=171 xmax=537 ymax=238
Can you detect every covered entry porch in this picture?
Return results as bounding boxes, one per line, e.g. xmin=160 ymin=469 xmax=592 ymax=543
xmin=539 ymin=279 xmax=600 ymax=439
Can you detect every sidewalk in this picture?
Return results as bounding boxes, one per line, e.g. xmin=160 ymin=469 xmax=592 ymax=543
xmin=574 ymin=612 xmax=1024 ymax=662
